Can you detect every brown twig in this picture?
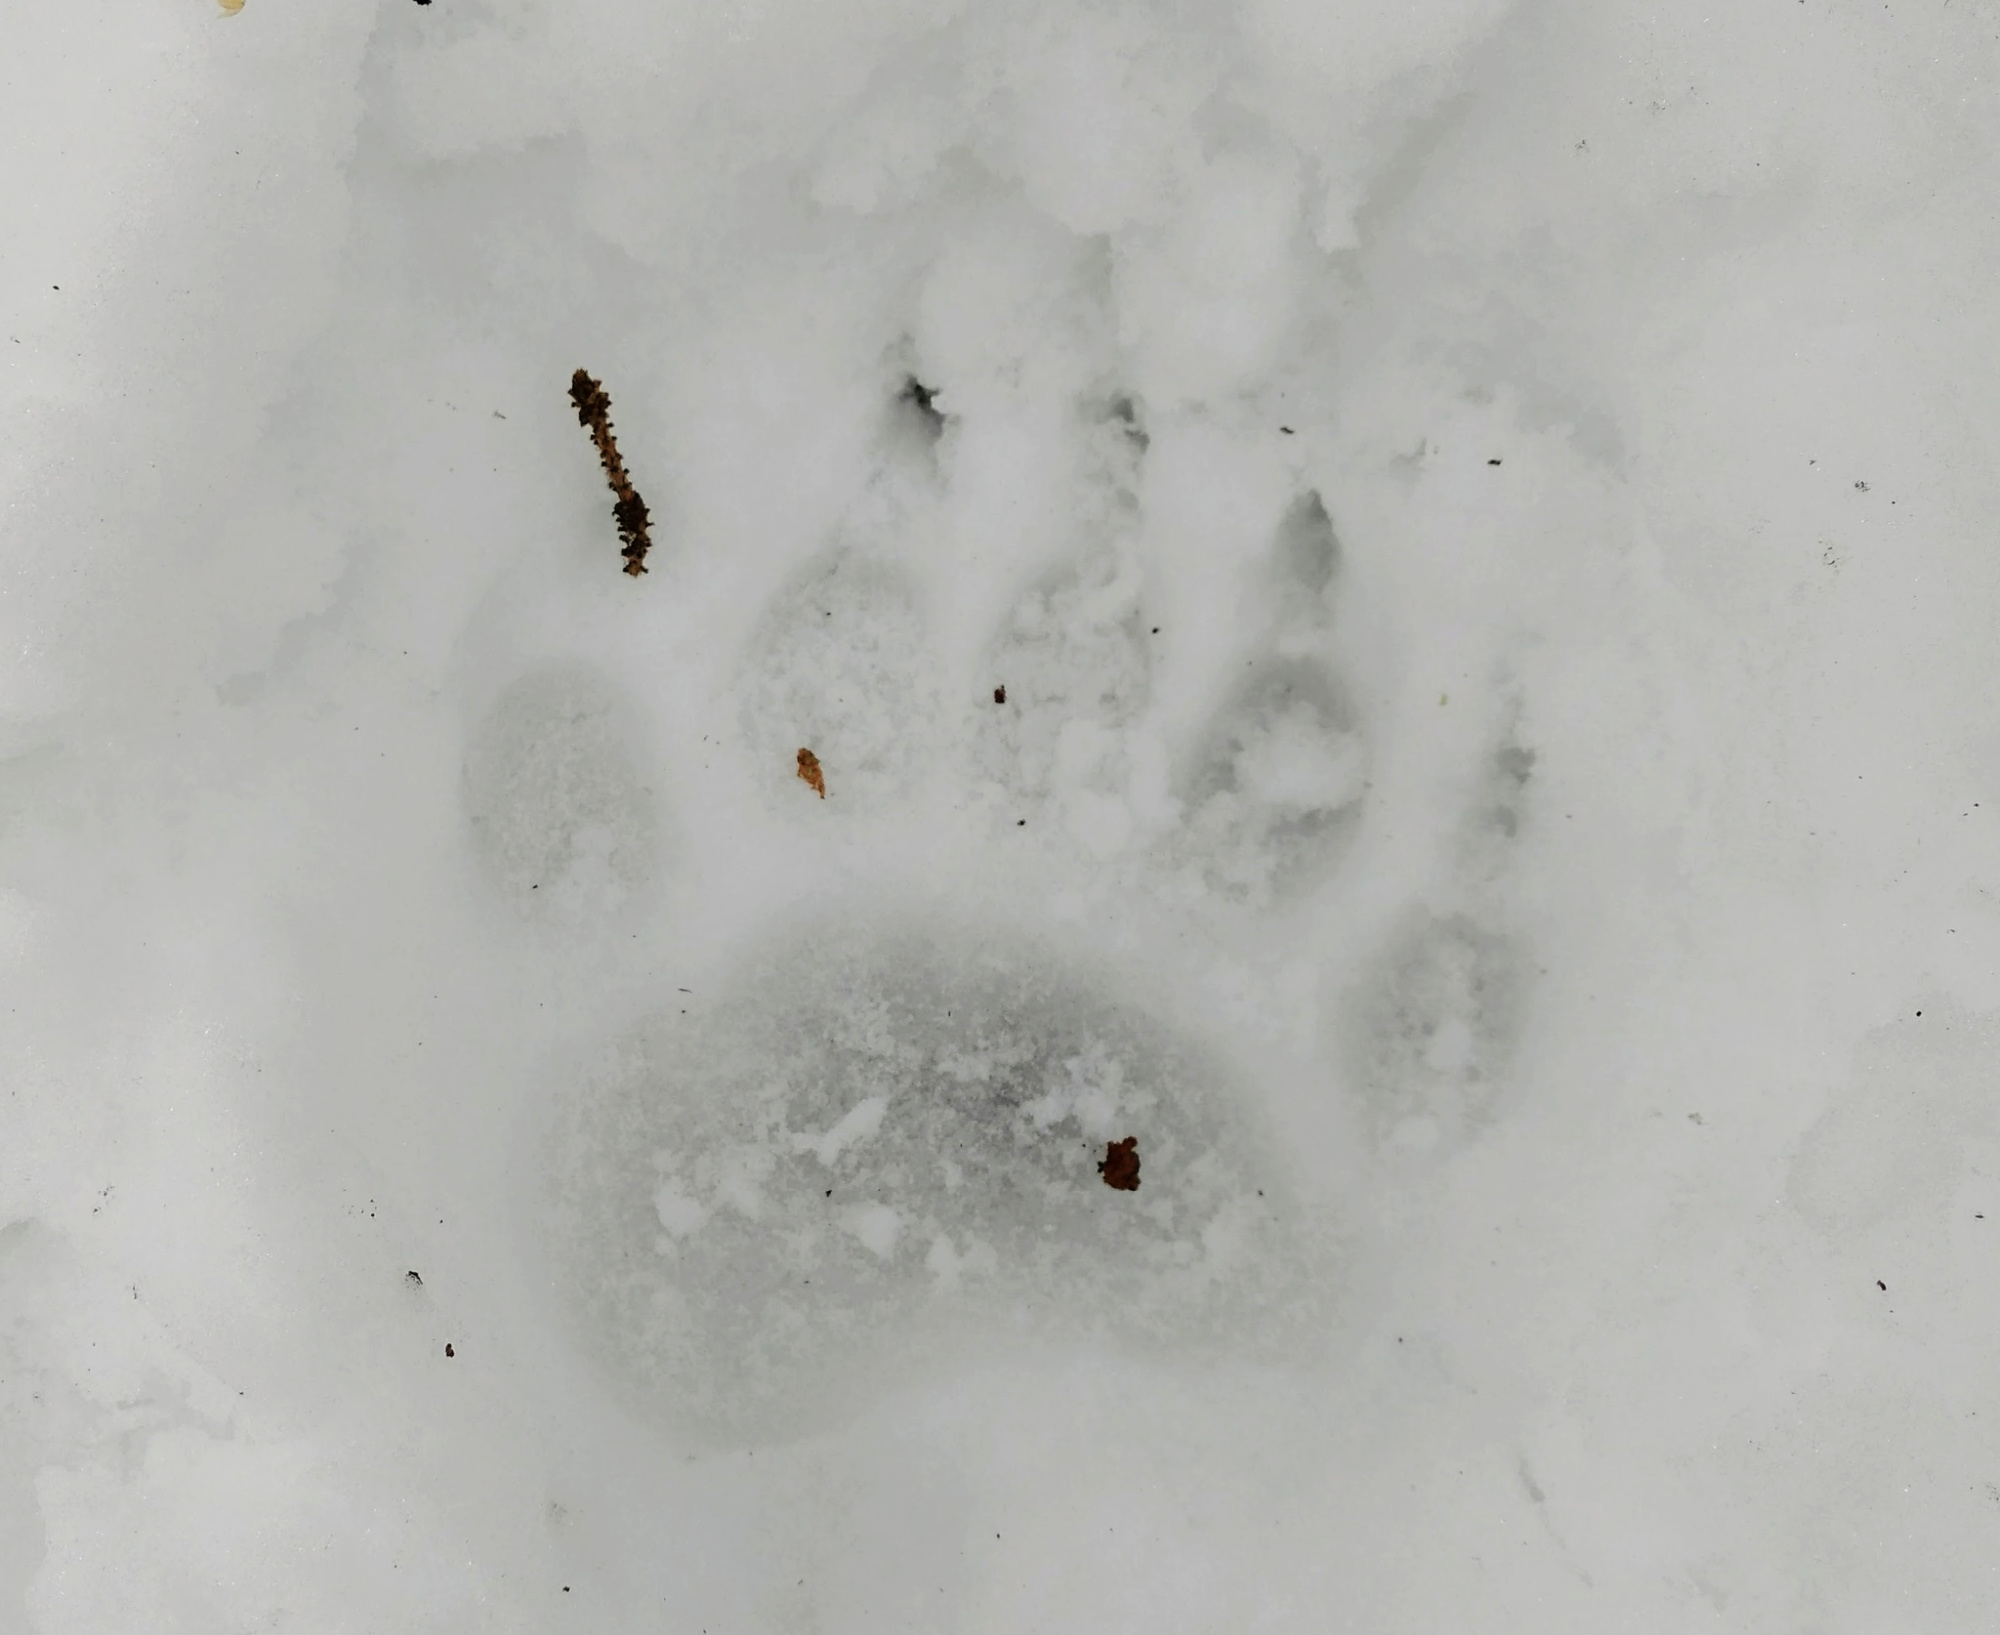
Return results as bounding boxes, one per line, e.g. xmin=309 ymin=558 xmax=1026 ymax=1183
xmin=569 ymin=369 xmax=654 ymax=577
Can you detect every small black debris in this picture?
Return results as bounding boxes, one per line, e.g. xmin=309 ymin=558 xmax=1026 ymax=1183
xmin=993 ymin=685 xmax=1006 ymax=705
xmin=1876 ymin=1281 xmax=1886 ymax=1291
xmin=1854 ymin=480 xmax=1870 ymax=491
xmin=445 ymin=1342 xmax=455 ymax=1357
xmin=1487 ymin=458 xmax=1503 ymax=466
xmin=405 ymin=1270 xmax=423 ymax=1287
xmin=1279 ymin=426 xmax=1295 ymax=435
xmin=1108 ymin=395 xmax=1149 ymax=451
xmin=901 ymin=375 xmax=946 ymax=437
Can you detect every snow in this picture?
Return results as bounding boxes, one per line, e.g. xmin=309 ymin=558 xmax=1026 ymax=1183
xmin=5 ymin=0 xmax=2000 ymax=1630
xmin=842 ymin=1201 xmax=904 ymax=1260
xmin=652 ymin=1181 xmax=708 ymax=1241
xmin=794 ymin=1095 xmax=891 ymax=1167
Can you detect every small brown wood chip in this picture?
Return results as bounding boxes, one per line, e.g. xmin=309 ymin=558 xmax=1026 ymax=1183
xmin=796 ymin=748 xmax=826 ymax=798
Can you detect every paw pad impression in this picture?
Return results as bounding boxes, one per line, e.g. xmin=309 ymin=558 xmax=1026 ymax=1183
xmin=535 ymin=916 xmax=1329 ymax=1444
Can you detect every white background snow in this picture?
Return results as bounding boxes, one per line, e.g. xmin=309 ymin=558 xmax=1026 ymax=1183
xmin=4 ymin=0 xmax=2000 ymax=1630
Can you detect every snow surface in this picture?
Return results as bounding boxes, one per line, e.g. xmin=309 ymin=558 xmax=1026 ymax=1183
xmin=4 ymin=0 xmax=2000 ymax=1630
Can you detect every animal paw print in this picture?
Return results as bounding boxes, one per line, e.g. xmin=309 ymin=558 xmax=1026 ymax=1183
xmin=1176 ymin=661 xmax=1365 ymax=902
xmin=476 ymin=366 xmax=1536 ymax=1447
xmin=460 ymin=665 xmax=662 ymax=926
xmin=976 ymin=535 xmax=1151 ymax=850
xmin=958 ymin=407 xmax=1368 ymax=907
xmin=1341 ymin=907 xmax=1526 ymax=1153
xmin=736 ymin=545 xmax=938 ymax=809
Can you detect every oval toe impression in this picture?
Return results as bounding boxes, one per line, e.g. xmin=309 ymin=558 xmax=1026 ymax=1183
xmin=461 ymin=666 xmax=662 ymax=924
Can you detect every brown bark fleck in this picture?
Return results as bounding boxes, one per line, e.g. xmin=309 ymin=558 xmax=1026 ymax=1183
xmin=796 ymin=748 xmax=826 ymax=799
xmin=1098 ymin=1137 xmax=1140 ymax=1191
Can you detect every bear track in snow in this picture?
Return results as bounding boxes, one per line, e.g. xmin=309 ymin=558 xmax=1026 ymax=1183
xmin=468 ymin=375 xmax=1536 ymax=1445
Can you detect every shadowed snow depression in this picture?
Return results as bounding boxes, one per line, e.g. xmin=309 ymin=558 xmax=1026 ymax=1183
xmin=5 ymin=0 xmax=2000 ymax=1631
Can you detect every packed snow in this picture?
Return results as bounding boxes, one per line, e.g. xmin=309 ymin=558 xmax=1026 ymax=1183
xmin=5 ymin=1 xmax=2000 ymax=1631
